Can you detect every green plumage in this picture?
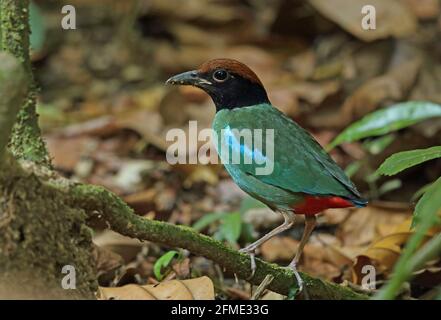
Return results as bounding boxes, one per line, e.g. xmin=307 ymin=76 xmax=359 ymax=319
xmin=212 ymin=103 xmax=363 ymax=211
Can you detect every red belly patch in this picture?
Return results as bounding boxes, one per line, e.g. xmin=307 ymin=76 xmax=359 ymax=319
xmin=292 ymin=195 xmax=354 ymax=215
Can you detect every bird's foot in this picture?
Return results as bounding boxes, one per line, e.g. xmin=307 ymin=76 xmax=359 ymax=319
xmin=239 ymin=247 xmax=257 ymax=280
xmin=287 ymin=261 xmax=308 ymax=299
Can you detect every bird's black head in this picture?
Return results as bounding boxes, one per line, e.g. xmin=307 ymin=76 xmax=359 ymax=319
xmin=166 ymin=59 xmax=270 ymax=112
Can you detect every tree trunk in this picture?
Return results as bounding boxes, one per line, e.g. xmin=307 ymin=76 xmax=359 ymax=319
xmin=0 ymin=1 xmax=97 ymax=299
xmin=0 ymin=0 xmax=367 ymax=300
xmin=0 ymin=154 xmax=97 ymax=299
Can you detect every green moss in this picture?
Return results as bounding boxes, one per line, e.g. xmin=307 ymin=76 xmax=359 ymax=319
xmin=0 ymin=52 xmax=27 ymax=160
xmin=0 ymin=0 xmax=51 ymax=167
xmin=0 ymin=160 xmax=97 ymax=299
xmin=0 ymin=2 xmax=96 ymax=299
xmin=72 ymin=184 xmax=368 ymax=300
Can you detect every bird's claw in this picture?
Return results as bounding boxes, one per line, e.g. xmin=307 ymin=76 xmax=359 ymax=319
xmin=239 ymin=248 xmax=256 ymax=280
xmin=287 ymin=261 xmax=308 ymax=299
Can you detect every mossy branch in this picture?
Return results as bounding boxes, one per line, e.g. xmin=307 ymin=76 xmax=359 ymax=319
xmin=0 ymin=52 xmax=27 ymax=162
xmin=73 ymin=184 xmax=368 ymax=300
xmin=0 ymin=0 xmax=51 ymax=166
xmin=0 ymin=0 xmax=367 ymax=300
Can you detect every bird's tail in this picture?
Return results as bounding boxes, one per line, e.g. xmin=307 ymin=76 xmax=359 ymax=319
xmin=350 ymin=197 xmax=368 ymax=208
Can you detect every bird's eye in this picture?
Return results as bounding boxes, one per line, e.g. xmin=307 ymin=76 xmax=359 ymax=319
xmin=213 ymin=69 xmax=229 ymax=82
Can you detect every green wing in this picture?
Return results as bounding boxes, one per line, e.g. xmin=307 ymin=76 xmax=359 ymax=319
xmin=213 ymin=103 xmax=362 ymax=201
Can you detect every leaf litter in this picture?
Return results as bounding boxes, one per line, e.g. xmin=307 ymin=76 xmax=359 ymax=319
xmin=34 ymin=0 xmax=441 ymax=299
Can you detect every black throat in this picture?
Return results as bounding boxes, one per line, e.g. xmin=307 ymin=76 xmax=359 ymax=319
xmin=203 ymin=75 xmax=270 ymax=112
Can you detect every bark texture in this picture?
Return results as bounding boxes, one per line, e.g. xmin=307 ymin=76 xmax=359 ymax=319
xmin=0 ymin=1 xmax=96 ymax=298
xmin=0 ymin=0 xmax=51 ymax=166
xmin=0 ymin=0 xmax=367 ymax=300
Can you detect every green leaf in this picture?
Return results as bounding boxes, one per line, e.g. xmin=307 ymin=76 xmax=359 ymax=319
xmin=328 ymin=101 xmax=441 ymax=149
xmin=375 ymin=176 xmax=441 ymax=299
xmin=153 ymin=250 xmax=178 ymax=280
xmin=192 ymin=212 xmax=225 ymax=232
xmin=344 ymin=161 xmax=361 ymax=178
xmin=29 ymin=1 xmax=46 ymax=54
xmin=240 ymin=222 xmax=256 ymax=243
xmin=220 ymin=212 xmax=242 ymax=245
xmin=378 ymin=179 xmax=402 ymax=196
xmin=412 ymin=176 xmax=441 ymax=228
xmin=411 ymin=182 xmax=433 ymax=202
xmin=377 ymin=146 xmax=441 ymax=176
xmin=363 ymin=134 xmax=396 ymax=155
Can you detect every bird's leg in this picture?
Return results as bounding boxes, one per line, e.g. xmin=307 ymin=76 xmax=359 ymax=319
xmin=239 ymin=211 xmax=295 ymax=279
xmin=241 ymin=210 xmax=295 ymax=252
xmin=287 ymin=215 xmax=317 ymax=294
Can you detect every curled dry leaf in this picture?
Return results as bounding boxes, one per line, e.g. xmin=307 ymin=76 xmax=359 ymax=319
xmin=310 ymin=53 xmax=422 ymax=129
xmin=176 ymin=164 xmax=221 ymax=187
xmin=309 ymin=0 xmax=417 ymax=42
xmin=352 ymin=217 xmax=441 ymax=284
xmin=98 ymin=276 xmax=215 ymax=300
xmin=404 ymin=0 xmax=440 ymax=20
xmin=93 ymin=245 xmax=124 ymax=278
xmin=339 ymin=56 xmax=422 ymax=125
xmin=45 ymin=136 xmax=98 ymax=171
xmin=338 ymin=203 xmax=412 ymax=247
xmin=93 ymin=230 xmax=144 ymax=262
xmin=260 ymin=234 xmax=355 ymax=281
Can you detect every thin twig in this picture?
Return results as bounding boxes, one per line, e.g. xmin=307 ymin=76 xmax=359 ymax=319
xmin=251 ymin=274 xmax=274 ymax=300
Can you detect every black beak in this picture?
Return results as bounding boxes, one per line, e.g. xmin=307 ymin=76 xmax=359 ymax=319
xmin=166 ymin=70 xmax=212 ymax=87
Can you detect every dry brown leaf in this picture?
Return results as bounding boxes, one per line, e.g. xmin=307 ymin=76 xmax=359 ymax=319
xmin=261 ymin=291 xmax=286 ymax=300
xmin=54 ymin=116 xmax=119 ymax=138
xmin=322 ymin=208 xmax=351 ymax=225
xmin=261 ymin=237 xmax=299 ymax=262
xmin=269 ymin=87 xmax=299 ymax=117
xmin=222 ymin=46 xmax=278 ymax=85
xmin=46 ymin=136 xmax=98 ymax=171
xmin=172 ymin=258 xmax=191 ymax=278
xmin=184 ymin=166 xmax=219 ymax=186
xmin=93 ymin=245 xmax=124 ymax=278
xmin=309 ymin=52 xmax=421 ymax=128
xmin=270 ymin=81 xmax=340 ymax=117
xmin=260 ymin=233 xmax=357 ymax=281
xmin=410 ymin=64 xmax=441 ymax=105
xmin=93 ymin=230 xmax=144 ymax=262
xmin=337 ymin=204 xmax=412 ymax=247
xmin=292 ymin=81 xmax=341 ymax=105
xmin=226 ymin=287 xmax=251 ymax=300
xmin=98 ymin=276 xmax=214 ymax=300
xmin=154 ymin=43 xmax=215 ymax=72
xmin=149 ymin=0 xmax=245 ymax=24
xmin=117 ymin=111 xmax=164 ymax=143
xmin=352 ymin=217 xmax=441 ymax=284
xmin=287 ymin=50 xmax=316 ymax=79
xmin=404 ymin=0 xmax=440 ymax=19
xmin=309 ymin=0 xmax=417 ymax=42
xmin=340 ymin=56 xmax=421 ymax=123
xmin=123 ymin=189 xmax=157 ymax=215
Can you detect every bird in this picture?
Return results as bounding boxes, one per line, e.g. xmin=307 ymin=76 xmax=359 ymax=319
xmin=166 ymin=59 xmax=367 ymax=292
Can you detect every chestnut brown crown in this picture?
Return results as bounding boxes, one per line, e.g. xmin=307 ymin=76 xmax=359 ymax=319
xmin=197 ymin=59 xmax=264 ymax=88
xmin=166 ymin=58 xmax=269 ymax=111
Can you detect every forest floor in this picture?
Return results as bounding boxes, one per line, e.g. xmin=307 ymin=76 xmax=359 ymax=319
xmin=30 ymin=0 xmax=441 ymax=299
